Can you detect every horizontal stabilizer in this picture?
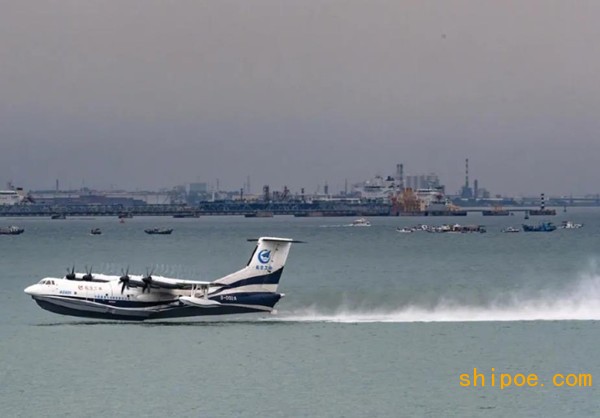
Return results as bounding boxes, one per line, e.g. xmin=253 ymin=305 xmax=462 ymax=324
xmin=247 ymin=237 xmax=305 ymax=243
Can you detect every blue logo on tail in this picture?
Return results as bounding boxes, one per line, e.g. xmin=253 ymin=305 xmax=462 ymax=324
xmin=258 ymin=250 xmax=271 ymax=264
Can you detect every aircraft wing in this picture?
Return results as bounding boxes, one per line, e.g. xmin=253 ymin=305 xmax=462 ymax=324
xmin=134 ymin=275 xmax=225 ymax=290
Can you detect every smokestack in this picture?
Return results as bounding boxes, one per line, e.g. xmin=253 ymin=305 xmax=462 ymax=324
xmin=396 ymin=163 xmax=405 ymax=191
xmin=400 ymin=164 xmax=404 ymax=190
xmin=465 ymin=158 xmax=469 ymax=189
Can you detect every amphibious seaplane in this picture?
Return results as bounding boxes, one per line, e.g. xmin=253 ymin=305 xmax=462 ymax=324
xmin=24 ymin=237 xmax=297 ymax=321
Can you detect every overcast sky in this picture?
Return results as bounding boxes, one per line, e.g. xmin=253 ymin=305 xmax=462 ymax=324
xmin=1 ymin=1 xmax=599 ymax=196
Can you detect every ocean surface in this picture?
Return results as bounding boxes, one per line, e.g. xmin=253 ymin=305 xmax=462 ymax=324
xmin=1 ymin=210 xmax=599 ymax=417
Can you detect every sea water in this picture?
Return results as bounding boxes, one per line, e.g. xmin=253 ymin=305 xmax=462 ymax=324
xmin=0 ymin=210 xmax=599 ymax=417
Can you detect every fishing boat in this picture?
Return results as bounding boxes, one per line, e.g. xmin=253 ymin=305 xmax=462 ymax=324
xmin=559 ymin=221 xmax=583 ymax=229
xmin=350 ymin=217 xmax=371 ymax=227
xmin=0 ymin=226 xmax=24 ymax=235
xmin=522 ymin=222 xmax=556 ymax=232
xmin=449 ymin=224 xmax=486 ymax=233
xmin=144 ymin=228 xmax=174 ymax=235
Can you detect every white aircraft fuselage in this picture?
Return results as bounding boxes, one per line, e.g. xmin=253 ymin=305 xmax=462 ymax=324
xmin=24 ymin=237 xmax=295 ymax=321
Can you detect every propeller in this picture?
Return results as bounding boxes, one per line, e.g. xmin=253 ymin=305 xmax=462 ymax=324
xmin=65 ymin=266 xmax=76 ymax=280
xmin=142 ymin=268 xmax=154 ymax=293
xmin=82 ymin=265 xmax=93 ymax=282
xmin=119 ymin=267 xmax=130 ymax=294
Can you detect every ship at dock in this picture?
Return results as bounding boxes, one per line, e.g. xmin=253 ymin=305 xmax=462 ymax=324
xmin=0 ymin=184 xmax=29 ymax=206
xmin=244 ymin=211 xmax=274 ymax=218
xmin=392 ymin=187 xmax=467 ymax=216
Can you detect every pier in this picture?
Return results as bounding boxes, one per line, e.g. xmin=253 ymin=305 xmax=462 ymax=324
xmin=0 ymin=203 xmax=563 ymax=218
xmin=0 ymin=202 xmax=392 ymax=217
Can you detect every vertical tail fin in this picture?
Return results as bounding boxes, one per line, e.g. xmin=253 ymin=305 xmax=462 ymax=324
xmin=211 ymin=237 xmax=296 ymax=293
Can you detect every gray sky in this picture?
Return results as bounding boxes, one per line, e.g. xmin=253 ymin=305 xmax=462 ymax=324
xmin=1 ymin=1 xmax=599 ymax=196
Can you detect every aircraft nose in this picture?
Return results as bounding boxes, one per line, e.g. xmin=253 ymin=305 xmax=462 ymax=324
xmin=24 ymin=285 xmax=37 ymax=295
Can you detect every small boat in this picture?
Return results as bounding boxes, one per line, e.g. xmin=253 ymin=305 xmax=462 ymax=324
xmin=0 ymin=226 xmax=24 ymax=235
xmin=144 ymin=228 xmax=174 ymax=235
xmin=501 ymin=226 xmax=520 ymax=233
xmin=51 ymin=213 xmax=66 ymax=220
xmin=559 ymin=221 xmax=583 ymax=229
xmin=173 ymin=213 xmax=199 ymax=218
xmin=90 ymin=228 xmax=102 ymax=235
xmin=244 ymin=211 xmax=274 ymax=218
xmin=522 ymin=222 xmax=556 ymax=232
xmin=450 ymin=224 xmax=486 ymax=233
xmin=350 ymin=217 xmax=371 ymax=227
xmin=396 ymin=227 xmax=413 ymax=233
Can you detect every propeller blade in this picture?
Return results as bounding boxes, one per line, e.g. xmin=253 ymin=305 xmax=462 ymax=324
xmin=83 ymin=265 xmax=93 ymax=281
xmin=142 ymin=268 xmax=153 ymax=293
xmin=119 ymin=267 xmax=131 ymax=294
xmin=66 ymin=265 xmax=76 ymax=280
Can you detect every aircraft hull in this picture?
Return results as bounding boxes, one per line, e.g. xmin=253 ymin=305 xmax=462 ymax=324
xmin=32 ymin=293 xmax=278 ymax=321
